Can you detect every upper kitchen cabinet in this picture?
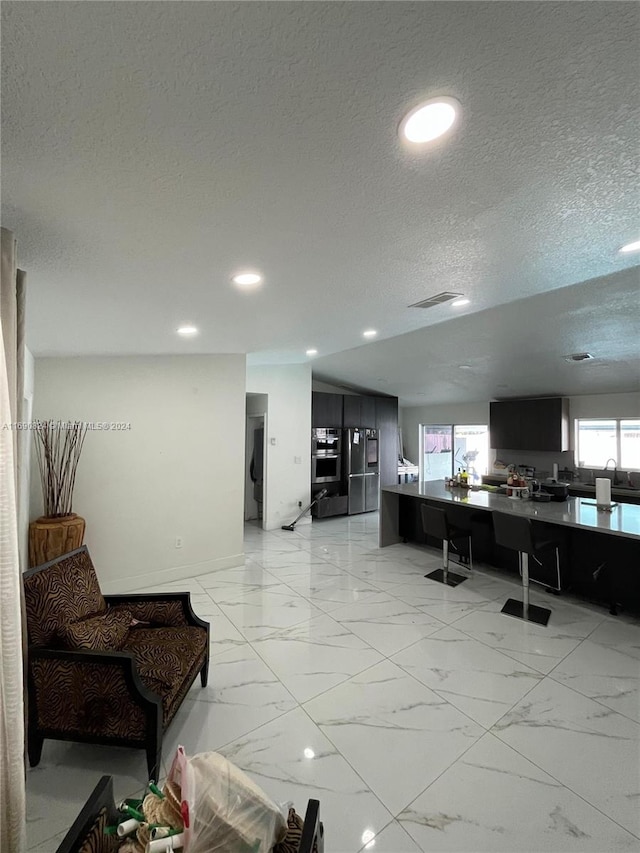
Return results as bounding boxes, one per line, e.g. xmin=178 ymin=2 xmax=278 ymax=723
xmin=343 ymin=394 xmax=377 ymax=428
xmin=312 ymin=392 xmax=343 ymax=428
xmin=489 ymin=399 xmax=522 ymax=450
xmin=375 ymin=396 xmax=399 ymax=488
xmin=490 ymin=397 xmax=569 ymax=451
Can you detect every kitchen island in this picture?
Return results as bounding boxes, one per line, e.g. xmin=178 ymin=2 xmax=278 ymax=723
xmin=379 ymin=481 xmax=640 ymax=611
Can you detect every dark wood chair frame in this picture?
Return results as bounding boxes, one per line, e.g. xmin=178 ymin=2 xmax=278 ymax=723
xmin=56 ymin=775 xmax=120 ymax=853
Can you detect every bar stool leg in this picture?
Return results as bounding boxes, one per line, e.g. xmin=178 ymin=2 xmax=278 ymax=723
xmin=501 ymin=551 xmax=552 ymax=626
xmin=425 ymin=538 xmax=467 ymax=587
xmin=522 ymin=552 xmax=529 ymax=619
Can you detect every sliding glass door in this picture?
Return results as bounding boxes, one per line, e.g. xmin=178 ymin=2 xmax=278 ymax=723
xmin=420 ymin=424 xmax=489 ymax=482
xmin=421 ymin=425 xmax=453 ymax=481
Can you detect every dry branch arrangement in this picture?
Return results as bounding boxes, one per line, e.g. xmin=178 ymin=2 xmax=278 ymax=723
xmin=33 ymin=420 xmax=88 ymax=517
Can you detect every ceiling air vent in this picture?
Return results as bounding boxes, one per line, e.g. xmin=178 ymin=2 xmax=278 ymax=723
xmin=563 ymin=352 xmax=594 ymax=362
xmin=409 ymin=291 xmax=463 ymax=309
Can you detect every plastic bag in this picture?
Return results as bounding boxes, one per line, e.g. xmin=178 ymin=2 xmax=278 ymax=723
xmin=168 ymin=746 xmax=287 ymax=853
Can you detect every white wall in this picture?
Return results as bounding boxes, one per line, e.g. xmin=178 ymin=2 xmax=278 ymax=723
xmin=312 ymin=379 xmax=359 ymax=395
xmin=247 ymin=364 xmax=312 ymax=530
xmin=400 ymin=401 xmax=488 ymax=463
xmin=569 ymin=391 xmax=640 ymax=420
xmin=31 ymin=355 xmax=246 ymax=591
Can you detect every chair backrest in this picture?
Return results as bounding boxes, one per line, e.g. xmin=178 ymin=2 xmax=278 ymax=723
xmin=56 ymin=775 xmax=119 ymax=853
xmin=420 ymin=504 xmax=449 ymax=542
xmin=23 ymin=545 xmax=106 ymax=647
xmin=492 ymin=511 xmax=535 ymax=554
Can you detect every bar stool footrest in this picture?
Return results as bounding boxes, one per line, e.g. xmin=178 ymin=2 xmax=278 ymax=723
xmin=501 ymin=597 xmax=551 ymax=626
xmin=425 ymin=568 xmax=468 ymax=587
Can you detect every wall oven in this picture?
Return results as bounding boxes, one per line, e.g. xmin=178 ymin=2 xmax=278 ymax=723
xmin=311 ymin=428 xmax=341 ymax=456
xmin=312 ymin=453 xmax=341 ymax=484
xmin=311 ymin=428 xmax=342 ymax=484
xmin=311 ymin=427 xmax=342 ymax=486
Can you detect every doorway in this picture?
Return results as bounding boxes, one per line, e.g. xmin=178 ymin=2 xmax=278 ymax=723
xmin=245 ymin=394 xmax=268 ymax=528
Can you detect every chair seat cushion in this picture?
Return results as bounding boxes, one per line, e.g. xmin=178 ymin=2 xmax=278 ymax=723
xmin=122 ymin=626 xmax=208 ymax=722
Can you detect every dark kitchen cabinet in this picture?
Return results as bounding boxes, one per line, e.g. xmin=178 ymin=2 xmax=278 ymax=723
xmin=361 ymin=396 xmax=377 ymax=428
xmin=312 ymin=392 xmax=343 ymax=428
xmin=525 ymin=397 xmax=569 ymax=451
xmin=343 ymin=394 xmax=377 ymax=428
xmin=311 ymin=389 xmax=398 ymax=495
xmin=489 ymin=400 xmax=522 ymax=449
xmin=375 ymin=395 xmax=399 ymax=488
xmin=342 ymin=395 xmax=361 ymax=428
xmin=490 ymin=397 xmax=569 ymax=451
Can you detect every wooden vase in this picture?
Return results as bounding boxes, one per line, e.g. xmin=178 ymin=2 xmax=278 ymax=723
xmin=28 ymin=514 xmax=86 ymax=568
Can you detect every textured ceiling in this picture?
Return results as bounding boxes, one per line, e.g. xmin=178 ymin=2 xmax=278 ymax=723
xmin=2 ymin=1 xmax=639 ymax=405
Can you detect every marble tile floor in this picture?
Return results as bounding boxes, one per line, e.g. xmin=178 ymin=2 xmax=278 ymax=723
xmin=26 ymin=514 xmax=640 ymax=852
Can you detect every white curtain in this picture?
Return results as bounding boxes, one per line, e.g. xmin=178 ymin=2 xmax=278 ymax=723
xmin=0 ymin=227 xmax=27 ymax=852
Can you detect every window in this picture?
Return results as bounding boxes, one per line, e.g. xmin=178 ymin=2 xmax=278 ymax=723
xmin=420 ymin=424 xmax=489 ymax=482
xmin=576 ymin=418 xmax=640 ymax=470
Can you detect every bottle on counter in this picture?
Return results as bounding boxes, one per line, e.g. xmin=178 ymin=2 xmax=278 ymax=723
xmin=456 ymin=468 xmax=462 ymax=485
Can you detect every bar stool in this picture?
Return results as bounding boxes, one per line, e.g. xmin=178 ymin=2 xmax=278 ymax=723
xmin=492 ymin=511 xmax=562 ymax=626
xmin=420 ymin=504 xmax=472 ymax=587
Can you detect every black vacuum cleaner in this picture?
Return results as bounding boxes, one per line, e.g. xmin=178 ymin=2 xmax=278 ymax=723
xmin=281 ymin=488 xmax=329 ymax=530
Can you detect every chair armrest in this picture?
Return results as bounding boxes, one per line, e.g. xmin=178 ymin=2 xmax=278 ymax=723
xmin=104 ymin=592 xmax=209 ymax=629
xmin=28 ymin=646 xmax=162 ymax=742
xmin=299 ymin=799 xmax=323 ymax=853
xmin=29 ymin=646 xmax=161 ymax=704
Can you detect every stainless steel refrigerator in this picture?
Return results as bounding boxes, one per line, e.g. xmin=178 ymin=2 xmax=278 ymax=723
xmin=344 ymin=428 xmax=380 ymax=514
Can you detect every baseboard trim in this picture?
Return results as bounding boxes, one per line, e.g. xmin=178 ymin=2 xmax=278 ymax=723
xmin=101 ymin=552 xmax=246 ymax=594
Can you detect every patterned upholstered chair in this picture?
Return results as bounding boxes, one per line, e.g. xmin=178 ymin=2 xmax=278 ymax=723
xmin=24 ymin=546 xmax=209 ymax=779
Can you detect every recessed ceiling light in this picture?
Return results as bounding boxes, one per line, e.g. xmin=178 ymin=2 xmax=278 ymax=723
xmin=451 ymin=298 xmax=470 ymax=307
xmin=363 ymin=329 xmax=377 ymax=338
xmin=306 ymin=348 xmax=318 ymax=356
xmin=459 ymin=364 xmax=471 ymax=370
xmin=400 ymin=96 xmax=461 ymax=144
xmin=232 ymin=271 xmax=262 ymax=287
xmin=176 ymin=325 xmax=198 ymax=336
xmin=303 ymin=747 xmax=315 ymax=759
xmin=619 ymin=240 xmax=640 ymax=254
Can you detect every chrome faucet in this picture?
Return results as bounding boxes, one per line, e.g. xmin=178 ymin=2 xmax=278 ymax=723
xmin=604 ymin=458 xmax=618 ymax=485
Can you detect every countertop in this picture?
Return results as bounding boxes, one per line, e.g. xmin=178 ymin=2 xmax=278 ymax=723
xmin=483 ymin=475 xmax=639 ymax=500
xmin=382 ymin=480 xmax=640 ymax=541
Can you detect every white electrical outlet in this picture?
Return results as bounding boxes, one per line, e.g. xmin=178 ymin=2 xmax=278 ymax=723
xmin=294 ymin=456 xmax=302 ymax=464
xmin=175 ymin=537 xmax=183 ymax=549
